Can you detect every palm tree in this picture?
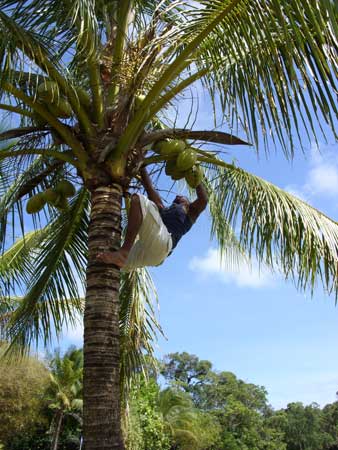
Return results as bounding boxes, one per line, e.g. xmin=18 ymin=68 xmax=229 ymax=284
xmin=158 ymin=388 xmax=200 ymax=450
xmin=46 ymin=347 xmax=83 ymax=450
xmin=0 ymin=1 xmax=337 ymax=449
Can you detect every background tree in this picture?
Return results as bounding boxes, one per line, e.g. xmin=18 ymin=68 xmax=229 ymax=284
xmin=0 ymin=345 xmax=49 ymax=448
xmin=162 ymin=352 xmax=268 ymax=412
xmin=125 ymin=378 xmax=171 ymax=450
xmin=274 ymin=402 xmax=333 ymax=450
xmin=321 ymin=400 xmax=338 ymax=450
xmin=161 ymin=352 xmax=283 ymax=450
xmin=0 ymin=1 xmax=337 ymax=449
xmin=45 ymin=347 xmax=83 ymax=450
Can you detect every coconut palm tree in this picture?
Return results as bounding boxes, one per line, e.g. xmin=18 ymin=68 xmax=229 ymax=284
xmin=0 ymin=1 xmax=337 ymax=449
xmin=46 ymin=347 xmax=83 ymax=450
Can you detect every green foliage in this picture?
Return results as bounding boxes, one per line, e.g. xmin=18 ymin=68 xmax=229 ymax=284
xmin=321 ymin=401 xmax=338 ymax=449
xmin=161 ymin=352 xmax=268 ymax=412
xmin=0 ymin=346 xmax=49 ymax=447
xmin=274 ymin=402 xmax=333 ymax=450
xmin=214 ymin=397 xmax=286 ymax=450
xmin=161 ymin=352 xmax=285 ymax=450
xmin=1 ymin=348 xmax=338 ymax=450
xmin=125 ymin=379 xmax=170 ymax=450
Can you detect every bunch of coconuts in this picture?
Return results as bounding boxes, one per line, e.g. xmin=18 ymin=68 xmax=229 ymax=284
xmin=153 ymin=139 xmax=203 ymax=188
xmin=33 ymin=81 xmax=91 ymax=125
xmin=26 ymin=180 xmax=76 ymax=214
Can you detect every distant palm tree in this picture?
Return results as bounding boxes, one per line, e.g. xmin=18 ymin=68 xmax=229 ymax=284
xmin=46 ymin=347 xmax=83 ymax=450
xmin=0 ymin=2 xmax=337 ymax=449
xmin=158 ymin=388 xmax=200 ymax=450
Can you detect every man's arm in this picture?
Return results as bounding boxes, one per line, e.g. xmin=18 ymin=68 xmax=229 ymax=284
xmin=188 ymin=183 xmax=208 ymax=222
xmin=140 ymin=167 xmax=164 ymax=209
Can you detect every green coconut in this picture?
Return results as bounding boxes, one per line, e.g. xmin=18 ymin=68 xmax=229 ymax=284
xmin=164 ymin=159 xmax=185 ymax=180
xmin=153 ymin=140 xmax=166 ymax=154
xmin=185 ymin=165 xmax=203 ymax=188
xmin=37 ymin=81 xmax=59 ymax=102
xmin=69 ymin=87 xmax=91 ymax=109
xmin=55 ymin=180 xmax=76 ymax=197
xmin=176 ymin=148 xmax=197 ymax=171
xmin=33 ymin=112 xmax=48 ymax=127
xmin=165 ymin=158 xmax=178 ymax=176
xmin=76 ymin=87 xmax=90 ymax=107
xmin=170 ymin=169 xmax=186 ymax=181
xmin=26 ymin=193 xmax=46 ymax=214
xmin=54 ymin=196 xmax=69 ymax=211
xmin=47 ymin=98 xmax=73 ymax=118
xmin=43 ymin=188 xmax=59 ymax=204
xmin=154 ymin=139 xmax=186 ymax=156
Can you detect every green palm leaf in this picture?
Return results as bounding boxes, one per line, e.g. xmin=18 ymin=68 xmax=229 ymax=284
xmin=4 ymin=189 xmax=89 ymax=350
xmin=0 ymin=154 xmax=67 ymax=251
xmin=207 ymin=161 xmax=338 ymax=296
xmin=119 ymin=267 xmax=163 ymax=399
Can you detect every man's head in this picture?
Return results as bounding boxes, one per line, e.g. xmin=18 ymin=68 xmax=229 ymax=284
xmin=173 ymin=195 xmax=190 ymax=211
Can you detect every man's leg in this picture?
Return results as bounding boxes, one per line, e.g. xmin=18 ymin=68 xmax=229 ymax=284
xmin=96 ymin=194 xmax=143 ymax=268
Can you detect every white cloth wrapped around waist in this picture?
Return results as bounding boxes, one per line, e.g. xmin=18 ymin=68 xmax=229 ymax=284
xmin=123 ymin=194 xmax=172 ymax=272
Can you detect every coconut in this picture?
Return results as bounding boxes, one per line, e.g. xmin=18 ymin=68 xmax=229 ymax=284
xmin=68 ymin=87 xmax=91 ymax=109
xmin=55 ymin=180 xmax=76 ymax=197
xmin=26 ymin=193 xmax=46 ymax=214
xmin=154 ymin=139 xmax=186 ymax=156
xmin=33 ymin=112 xmax=48 ymax=127
xmin=170 ymin=169 xmax=186 ymax=181
xmin=185 ymin=165 xmax=203 ymax=188
xmin=54 ymin=196 xmax=69 ymax=211
xmin=176 ymin=148 xmax=197 ymax=171
xmin=76 ymin=87 xmax=91 ymax=108
xmin=37 ymin=81 xmax=59 ymax=102
xmin=43 ymin=188 xmax=59 ymax=204
xmin=47 ymin=99 xmax=73 ymax=118
xmin=165 ymin=159 xmax=178 ymax=176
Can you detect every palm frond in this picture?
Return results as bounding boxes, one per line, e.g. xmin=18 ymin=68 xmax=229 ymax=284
xmin=116 ymin=0 xmax=337 ymax=158
xmin=196 ymin=0 xmax=338 ymax=153
xmin=4 ymin=188 xmax=89 ymax=351
xmin=0 ymin=295 xmax=20 ymax=338
xmin=119 ymin=267 xmax=164 ymax=399
xmin=202 ymin=166 xmax=246 ymax=271
xmin=208 ymin=161 xmax=338 ymax=297
xmin=0 ymin=230 xmax=47 ymax=295
xmin=0 ymin=153 xmax=69 ymax=251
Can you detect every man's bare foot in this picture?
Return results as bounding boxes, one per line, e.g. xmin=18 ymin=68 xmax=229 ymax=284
xmin=96 ymin=249 xmax=129 ymax=269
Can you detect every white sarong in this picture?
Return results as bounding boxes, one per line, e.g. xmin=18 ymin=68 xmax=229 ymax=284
xmin=124 ymin=194 xmax=173 ymax=271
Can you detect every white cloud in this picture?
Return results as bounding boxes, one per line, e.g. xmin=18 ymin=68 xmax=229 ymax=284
xmin=284 ymin=143 xmax=338 ymax=202
xmin=189 ymin=248 xmax=276 ymax=288
xmin=306 ymin=164 xmax=338 ymax=197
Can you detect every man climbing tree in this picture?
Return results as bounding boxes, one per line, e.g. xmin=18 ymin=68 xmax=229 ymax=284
xmin=97 ymin=167 xmax=208 ymax=270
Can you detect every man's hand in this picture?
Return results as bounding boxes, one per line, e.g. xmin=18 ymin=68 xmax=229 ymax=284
xmin=188 ymin=183 xmax=208 ymax=221
xmin=140 ymin=166 xmax=164 ymax=209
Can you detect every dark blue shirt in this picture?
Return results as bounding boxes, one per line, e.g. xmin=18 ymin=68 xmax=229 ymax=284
xmin=159 ymin=203 xmax=193 ymax=250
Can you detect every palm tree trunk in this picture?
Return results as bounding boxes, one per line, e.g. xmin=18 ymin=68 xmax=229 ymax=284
xmin=51 ymin=410 xmax=63 ymax=450
xmin=83 ymin=184 xmax=124 ymax=450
